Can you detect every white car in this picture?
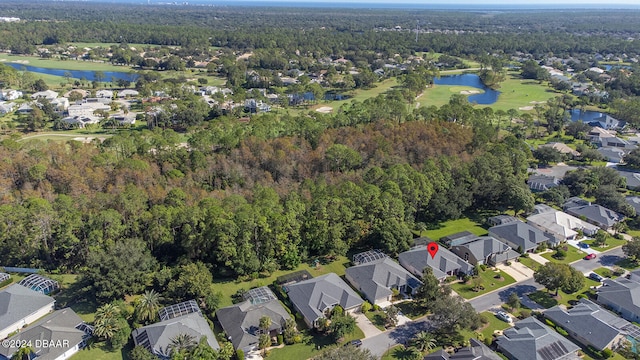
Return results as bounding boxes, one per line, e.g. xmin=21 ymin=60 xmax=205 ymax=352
xmin=496 ymin=310 xmax=513 ymax=323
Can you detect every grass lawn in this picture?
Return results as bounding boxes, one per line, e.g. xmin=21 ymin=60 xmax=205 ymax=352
xmin=478 ymin=72 xmax=563 ymax=112
xmin=0 ymin=53 xmax=134 ymax=72
xmin=479 ymin=311 xmax=512 ymax=340
xmin=518 ymin=256 xmax=543 ymax=271
xmin=615 ymin=257 xmax=640 ymax=270
xmin=71 ymin=342 xmax=131 ymax=360
xmin=268 ymin=326 xmax=364 ymax=360
xmin=541 ymin=246 xmax=586 ymax=264
xmin=593 ymin=267 xmax=617 ymax=279
xmin=581 ymin=237 xmax=627 ymax=252
xmin=364 ymin=310 xmax=388 ymax=331
xmin=395 ymin=301 xmax=428 ymax=320
xmin=417 ymin=84 xmax=484 ymax=108
xmin=528 ymin=278 xmax=600 ymax=309
xmin=381 ymin=345 xmax=404 ymax=360
xmin=419 ymin=218 xmax=488 ymax=241
xmin=450 ymin=268 xmax=517 ymax=300
xmin=214 ymin=256 xmax=350 ymax=307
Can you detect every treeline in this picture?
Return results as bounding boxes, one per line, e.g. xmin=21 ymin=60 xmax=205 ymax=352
xmin=0 ymin=114 xmax=533 ymax=280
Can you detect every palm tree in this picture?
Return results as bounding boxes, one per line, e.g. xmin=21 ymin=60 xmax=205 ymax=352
xmin=11 ymin=346 xmax=34 ymax=360
xmin=259 ymin=316 xmax=272 ymax=334
xmin=168 ymin=333 xmax=197 ymax=355
xmin=411 ymin=331 xmax=437 ymax=352
xmin=136 ymin=289 xmax=162 ymax=323
xmin=93 ymin=303 xmax=121 ymax=340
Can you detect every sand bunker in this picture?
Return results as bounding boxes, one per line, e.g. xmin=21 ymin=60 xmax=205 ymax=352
xmin=460 ymin=90 xmax=481 ymax=95
xmin=519 ymin=106 xmax=534 ymax=111
xmin=315 ymin=106 xmax=333 ymax=113
xmin=529 ymin=101 xmax=546 ymax=104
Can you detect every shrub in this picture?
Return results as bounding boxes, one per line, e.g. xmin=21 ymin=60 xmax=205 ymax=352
xmin=545 ymin=319 xmax=556 ymax=327
xmin=292 ymin=335 xmax=302 ymax=344
xmin=519 ymin=309 xmax=532 ymax=319
xmin=602 ymin=348 xmax=613 ymax=358
xmin=505 ymin=261 xmax=512 ymax=266
xmin=479 ymin=264 xmax=487 ymax=271
xmin=361 ymin=301 xmax=372 ymax=313
xmin=521 ymin=252 xmax=530 ymax=258
xmin=554 ymin=249 xmax=567 ymax=260
xmin=576 ymin=294 xmax=587 ymax=299
xmin=600 ymin=269 xmax=612 ymax=278
xmin=556 ymin=327 xmax=568 ymax=336
xmin=277 ymin=334 xmax=283 ymax=345
xmin=236 ymin=349 xmax=245 ymax=360
xmin=484 ymin=337 xmax=493 ymax=347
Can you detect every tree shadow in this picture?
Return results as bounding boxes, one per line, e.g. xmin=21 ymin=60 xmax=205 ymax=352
xmin=497 ymin=284 xmax=539 ymax=302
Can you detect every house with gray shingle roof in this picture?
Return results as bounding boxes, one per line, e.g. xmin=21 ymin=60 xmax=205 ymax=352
xmin=496 ymin=317 xmax=580 ymax=360
xmin=424 ymin=338 xmax=501 ymax=360
xmin=345 ymin=258 xmax=422 ymax=306
xmin=597 ymin=147 xmax=626 ymax=163
xmin=528 ymin=174 xmax=560 ymax=192
xmin=450 ymin=236 xmax=519 ymax=266
xmin=565 ymin=204 xmax=624 ymax=230
xmin=399 ymin=246 xmax=474 ymax=281
xmin=286 ymin=273 xmax=363 ymax=328
xmin=588 ymin=114 xmax=625 ymax=130
xmin=545 ymin=299 xmax=628 ymax=351
xmin=526 ymin=210 xmax=598 ymax=242
xmin=131 ymin=311 xmax=219 ymax=359
xmin=489 ymin=220 xmax=557 ymax=253
xmin=598 ymin=277 xmax=640 ymax=323
xmin=539 ymin=143 xmax=580 ymax=157
xmin=0 ymin=308 xmax=92 ymax=360
xmin=0 ymin=284 xmax=55 ymax=339
xmin=216 ymin=287 xmax=291 ymax=352
xmin=616 ymin=169 xmax=640 ymax=190
xmin=626 ymin=196 xmax=640 ymax=215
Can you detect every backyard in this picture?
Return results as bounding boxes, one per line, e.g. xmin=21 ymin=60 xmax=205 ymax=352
xmin=450 ymin=267 xmax=517 ymax=300
xmin=418 ymin=218 xmax=488 ymax=241
xmin=268 ymin=326 xmax=364 ymax=360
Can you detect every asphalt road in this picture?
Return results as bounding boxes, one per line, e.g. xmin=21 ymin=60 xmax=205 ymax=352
xmin=361 ymin=318 xmax=432 ymax=358
xmin=571 ymin=246 xmax=625 ymax=274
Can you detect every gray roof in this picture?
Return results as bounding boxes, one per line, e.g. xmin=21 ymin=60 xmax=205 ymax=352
xmin=496 ymin=317 xmax=580 ymax=360
xmin=286 ymin=273 xmax=363 ymax=325
xmin=616 ymin=169 xmax=640 ymax=190
xmin=132 ymin=312 xmax=220 ymax=357
xmin=441 ymin=231 xmax=477 ymax=247
xmin=449 ymin=338 xmax=502 ymax=360
xmin=398 ymin=246 xmax=474 ymax=280
xmin=532 ymin=204 xmax=556 ymax=215
xmin=425 ymin=350 xmax=450 ymax=359
xmin=0 ymin=308 xmax=89 ymax=360
xmin=565 ymin=204 xmax=624 ymax=228
xmin=489 ymin=221 xmax=554 ymax=252
xmin=562 ymin=197 xmax=591 ymax=211
xmin=626 ymin=196 xmax=640 ymax=214
xmin=487 ymin=215 xmax=519 ymax=226
xmin=528 ymin=175 xmax=560 ymax=191
xmin=545 ymin=299 xmax=627 ymax=350
xmin=345 ymin=258 xmax=422 ymax=303
xmin=216 ymin=288 xmax=291 ymax=351
xmin=452 ymin=236 xmax=515 ymax=263
xmin=598 ymin=278 xmax=640 ymax=319
xmin=0 ymin=284 xmax=55 ymax=332
xmin=597 ymin=147 xmax=625 ymax=163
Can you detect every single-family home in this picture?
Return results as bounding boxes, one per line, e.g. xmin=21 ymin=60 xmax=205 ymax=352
xmin=496 ymin=317 xmax=581 ymax=360
xmin=616 ymin=169 xmax=640 ymax=190
xmin=449 ymin=236 xmax=519 ymax=266
xmin=117 ymin=89 xmax=140 ymax=98
xmin=487 ymin=215 xmax=518 ymax=227
xmin=216 ymin=287 xmax=291 ymax=352
xmin=545 ymin=299 xmax=629 ymax=351
xmin=626 ymin=196 xmax=640 ymax=215
xmin=526 ymin=210 xmax=599 ymax=242
xmin=110 ymin=114 xmax=136 ymax=126
xmin=398 ymin=246 xmax=474 ymax=281
xmin=598 ymin=147 xmax=626 ymax=163
xmin=50 ymin=97 xmax=70 ymax=112
xmin=61 ymin=116 xmax=101 ymax=128
xmin=30 ymin=90 xmax=59 ymax=100
xmin=345 ymin=257 xmax=422 ymax=306
xmin=16 ymin=103 xmax=34 ymax=114
xmin=424 ymin=338 xmax=502 ymax=360
xmin=539 ymin=142 xmax=580 ymax=157
xmin=0 ymin=89 xmax=22 ymax=101
xmin=562 ymin=197 xmax=590 ymax=211
xmin=0 ymin=284 xmax=55 ymax=339
xmin=565 ymin=204 xmax=625 ymax=230
xmin=532 ymin=203 xmax=555 ymax=215
xmin=96 ymin=89 xmax=114 ymax=98
xmin=489 ymin=220 xmax=557 ymax=253
xmin=598 ymin=277 xmax=640 ymax=323
xmin=588 ymin=127 xmax=615 ymax=141
xmin=0 ymin=308 xmax=92 ymax=360
xmin=441 ymin=231 xmax=477 ymax=247
xmin=286 ymin=273 xmax=363 ymax=329
xmin=528 ymin=174 xmax=560 ymax=192
xmin=67 ymin=102 xmax=110 ymax=117
xmin=597 ymin=136 xmax=637 ymax=150
xmin=0 ymin=102 xmax=16 ymax=115
xmin=588 ymin=114 xmax=625 ymax=130
xmin=132 ymin=302 xmax=219 ymax=359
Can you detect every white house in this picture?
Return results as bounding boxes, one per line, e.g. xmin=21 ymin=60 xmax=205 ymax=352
xmin=526 ymin=210 xmax=598 ymax=242
xmin=0 ymin=284 xmax=55 ymax=340
xmin=30 ymin=90 xmax=59 ymax=100
xmin=67 ymin=102 xmax=110 ymax=117
xmin=0 ymin=89 xmax=22 ymax=101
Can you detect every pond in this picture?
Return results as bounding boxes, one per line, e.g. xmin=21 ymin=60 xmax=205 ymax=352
xmin=5 ymin=62 xmax=138 ymax=82
xmin=568 ymin=109 xmax=607 ymax=122
xmin=433 ymin=74 xmax=500 ymax=105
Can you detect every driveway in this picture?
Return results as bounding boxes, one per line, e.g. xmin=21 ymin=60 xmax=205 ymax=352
xmin=354 ymin=312 xmax=383 ymax=338
xmin=528 ymin=251 xmax=550 ymax=265
xmin=496 ymin=262 xmax=534 ymax=282
xmin=571 ymin=246 xmax=625 ymax=274
xmin=361 ymin=319 xmax=432 ymax=358
xmin=567 ymin=239 xmax=599 ymax=255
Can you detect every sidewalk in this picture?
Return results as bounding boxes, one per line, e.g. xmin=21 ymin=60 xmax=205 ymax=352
xmin=529 ymin=251 xmax=550 ymax=265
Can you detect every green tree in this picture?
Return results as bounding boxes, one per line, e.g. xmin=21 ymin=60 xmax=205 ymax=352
xmin=312 ymin=346 xmax=375 ymax=360
xmin=283 ymin=318 xmax=298 ymax=345
xmin=129 ymin=346 xmax=156 ymax=360
xmin=534 ymin=262 xmax=574 ymax=295
xmin=169 ymin=333 xmax=197 ymax=355
xmin=411 ymin=331 xmax=437 ymax=352
xmin=507 ymin=292 xmax=521 ymax=310
xmin=135 ymin=289 xmax=162 ymax=323
xmin=93 ymin=303 xmax=121 ymax=341
xmin=533 ymin=146 xmax=564 ymax=166
xmin=329 ymin=313 xmax=356 ymax=342
xmin=32 ymin=78 xmax=48 ymax=91
xmin=11 ymin=345 xmax=34 ymax=360
xmin=259 ymin=316 xmax=272 ymax=334
xmin=385 ymin=305 xmax=400 ymax=327
xmin=562 ymin=266 xmax=585 ymax=294
xmin=324 ymin=144 xmax=362 ymax=172
xmin=258 ymin=333 xmax=271 ymax=350
xmin=623 ymin=237 xmax=640 ymax=262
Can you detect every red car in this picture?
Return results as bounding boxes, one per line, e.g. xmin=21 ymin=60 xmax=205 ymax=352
xmin=584 ymin=253 xmax=596 ymax=260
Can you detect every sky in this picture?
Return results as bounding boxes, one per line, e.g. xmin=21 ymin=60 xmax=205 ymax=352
xmin=211 ymin=0 xmax=639 ymax=3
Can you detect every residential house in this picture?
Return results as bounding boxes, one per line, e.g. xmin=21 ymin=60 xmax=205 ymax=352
xmin=30 ymin=90 xmax=59 ymax=101
xmin=545 ymin=299 xmax=629 ymax=351
xmin=496 ymin=317 xmax=580 ymax=360
xmin=565 ymin=204 xmax=624 ymax=230
xmin=216 ymin=287 xmax=291 ymax=352
xmin=67 ymin=102 xmax=110 ymax=117
xmin=588 ymin=127 xmax=615 ymax=141
xmin=0 ymin=89 xmax=22 ymax=101
xmin=117 ymin=89 xmax=140 ymax=98
xmin=18 ymin=274 xmax=59 ymax=295
xmin=526 ymin=210 xmax=598 ymax=242
xmin=539 ymin=142 xmax=580 ymax=157
xmin=423 ymin=338 xmax=502 ymax=360
xmin=109 ymin=114 xmax=136 ymax=126
xmin=16 ymin=103 xmax=34 ymax=114
xmin=449 ymin=236 xmax=519 ymax=266
xmin=132 ymin=305 xmax=219 ymax=359
xmin=626 ymin=196 xmax=640 ymax=215
xmin=615 ymin=169 xmax=640 ymax=190
xmin=0 ymin=102 xmax=16 ymax=115
xmin=50 ymin=97 xmax=69 ymax=112
xmin=487 ymin=215 xmax=518 ymax=227
xmin=345 ymin=257 xmax=422 ymax=306
xmin=0 ymin=284 xmax=55 ymax=339
xmin=597 ymin=147 xmax=626 ymax=163
xmin=532 ymin=203 xmax=555 ymax=215
xmin=528 ymin=174 xmax=560 ymax=192
xmin=588 ymin=114 xmax=625 ymax=130
xmin=398 ymin=245 xmax=474 ymax=281
xmin=0 ymin=308 xmax=92 ymax=360
xmin=489 ymin=220 xmax=557 ymax=253
xmin=96 ymin=89 xmax=114 ymax=98
xmin=596 ymin=136 xmax=637 ymax=150
xmin=61 ymin=115 xmax=101 ymax=128
xmin=562 ymin=197 xmax=590 ymax=211
xmin=441 ymin=231 xmax=477 ymax=247
xmin=598 ymin=277 xmax=640 ymax=323
xmin=286 ymin=273 xmax=363 ymax=329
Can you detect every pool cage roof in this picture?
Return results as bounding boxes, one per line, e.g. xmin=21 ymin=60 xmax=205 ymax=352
xmin=352 ymin=250 xmax=387 ymax=265
xmin=0 ymin=273 xmax=9 ymax=283
xmin=243 ymin=286 xmax=277 ymax=305
xmin=158 ymin=300 xmax=201 ymax=321
xmin=18 ymin=274 xmax=59 ymax=295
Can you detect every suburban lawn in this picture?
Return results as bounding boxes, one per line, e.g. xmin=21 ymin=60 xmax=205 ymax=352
xmin=581 ymin=237 xmax=627 ymax=252
xmin=615 ymin=257 xmax=640 ymax=270
xmin=593 ymin=267 xmax=618 ymax=279
xmin=71 ymin=342 xmax=131 ymax=360
xmin=395 ymin=301 xmax=429 ymax=320
xmin=418 ymin=218 xmax=488 ymax=241
xmin=364 ymin=310 xmax=388 ymax=331
xmin=528 ymin=278 xmax=600 ymax=309
xmin=214 ymin=256 xmax=350 ymax=307
xmin=268 ymin=326 xmax=364 ymax=360
xmin=0 ymin=53 xmax=134 ymax=72
xmin=450 ymin=268 xmax=517 ymax=300
xmin=518 ymin=256 xmax=543 ymax=271
xmin=478 ymin=311 xmax=512 ymax=340
xmin=541 ymin=246 xmax=586 ymax=264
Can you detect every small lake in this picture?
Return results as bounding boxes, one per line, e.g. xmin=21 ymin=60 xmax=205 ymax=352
xmin=5 ymin=62 xmax=138 ymax=82
xmin=433 ymin=74 xmax=500 ymax=105
xmin=568 ymin=109 xmax=607 ymax=122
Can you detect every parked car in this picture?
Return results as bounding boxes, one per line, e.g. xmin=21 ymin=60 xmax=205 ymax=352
xmin=589 ymin=272 xmax=604 ymax=282
xmin=584 ymin=253 xmax=596 ymax=260
xmin=349 ymin=339 xmax=363 ymax=347
xmin=578 ymin=242 xmax=590 ymax=249
xmin=496 ymin=310 xmax=513 ymax=323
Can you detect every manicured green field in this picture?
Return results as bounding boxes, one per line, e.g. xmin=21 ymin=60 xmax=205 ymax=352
xmin=581 ymin=237 xmax=627 ymax=252
xmin=71 ymin=342 xmax=131 ymax=360
xmin=528 ymin=278 xmax=600 ymax=308
xmin=478 ymin=73 xmax=563 ymax=112
xmin=268 ymin=326 xmax=364 ymax=360
xmin=0 ymin=54 xmax=133 ymax=72
xmin=541 ymin=246 xmax=586 ymax=264
xmin=419 ymin=218 xmax=488 ymax=241
xmin=479 ymin=311 xmax=512 ymax=340
xmin=517 ymin=256 xmax=543 ymax=271
xmin=450 ymin=268 xmax=517 ymax=300
xmin=364 ymin=310 xmax=387 ymax=331
xmin=593 ymin=267 xmax=616 ymax=279
xmin=417 ymin=85 xmax=484 ymax=108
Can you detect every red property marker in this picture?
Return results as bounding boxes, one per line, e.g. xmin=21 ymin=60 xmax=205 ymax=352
xmin=427 ymin=242 xmax=439 ymax=259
